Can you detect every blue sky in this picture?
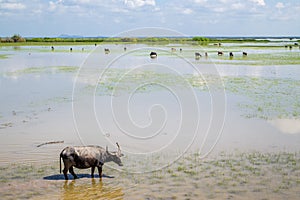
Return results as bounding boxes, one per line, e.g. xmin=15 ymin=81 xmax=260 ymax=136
xmin=0 ymin=0 xmax=299 ymax=37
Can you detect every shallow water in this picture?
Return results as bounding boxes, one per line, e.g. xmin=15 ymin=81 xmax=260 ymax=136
xmin=1 ymin=43 xmax=300 ymax=199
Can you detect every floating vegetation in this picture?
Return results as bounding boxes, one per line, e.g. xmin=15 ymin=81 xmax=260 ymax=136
xmin=0 ymin=122 xmax=13 ymax=129
xmin=71 ymin=66 xmax=300 ymax=120
xmin=90 ymin=68 xmax=209 ymax=96
xmin=28 ymin=96 xmax=71 ymax=108
xmin=0 ymin=54 xmax=10 ymax=59
xmin=6 ymin=66 xmax=78 ymax=76
xmin=83 ymin=67 xmax=300 ymax=120
xmin=210 ymin=51 xmax=300 ymax=65
xmin=223 ymin=76 xmax=300 ymax=119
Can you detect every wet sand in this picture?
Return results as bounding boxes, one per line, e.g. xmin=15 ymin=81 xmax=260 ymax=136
xmin=0 ymin=150 xmax=299 ymax=199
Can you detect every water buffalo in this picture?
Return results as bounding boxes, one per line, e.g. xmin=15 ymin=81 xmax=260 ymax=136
xmin=195 ymin=52 xmax=201 ymax=60
xmin=150 ymin=51 xmax=157 ymax=58
xmin=60 ymin=143 xmax=124 ymax=180
xmin=243 ymin=52 xmax=248 ymax=56
xmin=104 ymin=48 xmax=110 ymax=54
xmin=217 ymin=51 xmax=223 ymax=56
xmin=229 ymin=52 xmax=234 ymax=57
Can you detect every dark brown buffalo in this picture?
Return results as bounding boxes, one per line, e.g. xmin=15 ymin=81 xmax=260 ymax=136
xmin=60 ymin=143 xmax=124 ymax=180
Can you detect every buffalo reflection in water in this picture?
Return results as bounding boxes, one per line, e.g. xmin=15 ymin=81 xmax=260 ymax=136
xmin=62 ymin=179 xmax=124 ymax=200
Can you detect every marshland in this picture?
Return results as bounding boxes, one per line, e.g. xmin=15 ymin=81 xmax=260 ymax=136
xmin=0 ymin=37 xmax=300 ymax=199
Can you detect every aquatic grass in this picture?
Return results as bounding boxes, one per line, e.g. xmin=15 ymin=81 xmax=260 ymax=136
xmin=77 ymin=66 xmax=300 ymax=120
xmin=224 ymin=76 xmax=300 ymax=119
xmin=6 ymin=66 xmax=78 ymax=76
xmin=28 ymin=96 xmax=71 ymax=108
xmin=146 ymin=150 xmax=299 ymax=199
xmin=0 ymin=54 xmax=10 ymax=59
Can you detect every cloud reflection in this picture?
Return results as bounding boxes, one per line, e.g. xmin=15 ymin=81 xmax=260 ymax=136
xmin=269 ymin=118 xmax=300 ymax=134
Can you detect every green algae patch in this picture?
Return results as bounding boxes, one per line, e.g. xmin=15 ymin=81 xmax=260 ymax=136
xmin=223 ymin=76 xmax=300 ymax=120
xmin=6 ymin=66 xmax=78 ymax=76
xmin=92 ymin=68 xmax=208 ymax=96
xmin=0 ymin=54 xmax=10 ymax=59
xmin=82 ymin=67 xmax=300 ymax=120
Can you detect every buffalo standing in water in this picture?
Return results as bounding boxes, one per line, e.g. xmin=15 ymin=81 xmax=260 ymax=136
xmin=150 ymin=51 xmax=157 ymax=58
xmin=195 ymin=52 xmax=201 ymax=60
xmin=60 ymin=143 xmax=124 ymax=180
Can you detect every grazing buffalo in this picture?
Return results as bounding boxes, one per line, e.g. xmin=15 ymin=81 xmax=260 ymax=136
xmin=104 ymin=48 xmax=110 ymax=54
xmin=150 ymin=51 xmax=157 ymax=58
xmin=195 ymin=52 xmax=201 ymax=60
xmin=229 ymin=52 xmax=234 ymax=57
xmin=60 ymin=143 xmax=124 ymax=180
xmin=217 ymin=51 xmax=223 ymax=56
xmin=243 ymin=52 xmax=248 ymax=56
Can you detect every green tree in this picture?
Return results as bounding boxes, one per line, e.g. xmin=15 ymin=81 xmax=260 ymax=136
xmin=11 ymin=34 xmax=26 ymax=42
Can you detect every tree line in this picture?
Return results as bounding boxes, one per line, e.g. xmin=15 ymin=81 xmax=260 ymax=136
xmin=0 ymin=34 xmax=26 ymax=43
xmin=0 ymin=34 xmax=213 ymax=44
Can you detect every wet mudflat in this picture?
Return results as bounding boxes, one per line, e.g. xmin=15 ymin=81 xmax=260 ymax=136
xmin=0 ymin=42 xmax=300 ymax=199
xmin=0 ymin=151 xmax=299 ymax=199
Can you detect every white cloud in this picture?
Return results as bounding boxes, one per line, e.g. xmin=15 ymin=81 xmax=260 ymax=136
xmin=1 ymin=0 xmax=300 ymax=36
xmin=124 ymin=0 xmax=156 ymax=9
xmin=269 ymin=119 xmax=300 ymax=134
xmin=48 ymin=0 xmax=63 ymax=11
xmin=250 ymin=0 xmax=265 ymax=6
xmin=0 ymin=2 xmax=26 ymax=10
xmin=49 ymin=1 xmax=57 ymax=11
xmin=231 ymin=3 xmax=245 ymax=10
xmin=213 ymin=7 xmax=226 ymax=13
xmin=114 ymin=18 xmax=121 ymax=23
xmin=182 ymin=8 xmax=193 ymax=14
xmin=194 ymin=0 xmax=207 ymax=5
xmin=219 ymin=0 xmax=230 ymax=3
xmin=275 ymin=2 xmax=284 ymax=9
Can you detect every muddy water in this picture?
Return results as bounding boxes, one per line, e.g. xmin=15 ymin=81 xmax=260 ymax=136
xmin=0 ymin=44 xmax=300 ymax=199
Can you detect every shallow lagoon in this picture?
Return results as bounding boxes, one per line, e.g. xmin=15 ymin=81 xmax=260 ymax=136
xmin=0 ymin=43 xmax=300 ymax=199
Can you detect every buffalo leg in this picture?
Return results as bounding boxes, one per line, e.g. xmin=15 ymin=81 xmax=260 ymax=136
xmin=63 ymin=167 xmax=69 ymax=180
xmin=69 ymin=167 xmax=78 ymax=179
xmin=97 ymin=166 xmax=102 ymax=178
xmin=91 ymin=166 xmax=95 ymax=178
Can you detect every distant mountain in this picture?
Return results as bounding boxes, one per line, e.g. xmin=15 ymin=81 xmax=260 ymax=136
xmin=58 ymin=34 xmax=84 ymax=38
